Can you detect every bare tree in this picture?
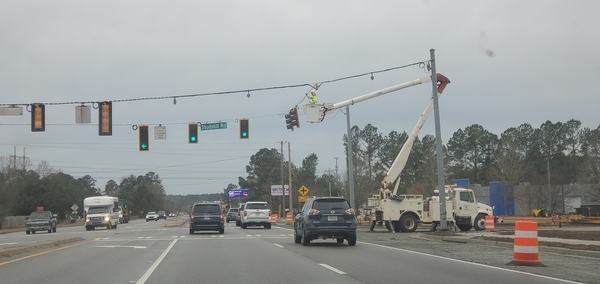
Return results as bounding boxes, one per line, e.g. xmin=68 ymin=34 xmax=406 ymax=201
xmin=36 ymin=160 xmax=57 ymax=178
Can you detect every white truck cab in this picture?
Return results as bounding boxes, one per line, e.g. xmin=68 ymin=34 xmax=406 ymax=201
xmin=84 ymin=196 xmax=120 ymax=231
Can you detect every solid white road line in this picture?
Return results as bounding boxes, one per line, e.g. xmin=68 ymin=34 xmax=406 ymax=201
xmin=135 ymin=239 xmax=178 ymax=284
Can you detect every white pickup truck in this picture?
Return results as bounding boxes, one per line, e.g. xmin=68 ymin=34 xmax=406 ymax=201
xmin=241 ymin=201 xmax=272 ymax=229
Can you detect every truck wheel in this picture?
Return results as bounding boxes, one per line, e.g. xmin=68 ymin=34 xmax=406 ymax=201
xmin=336 ymin=238 xmax=344 ymax=244
xmin=399 ymin=214 xmax=418 ymax=232
xmin=265 ymin=224 xmax=271 ymax=229
xmin=32 ymin=231 xmax=36 ymax=234
xmin=114 ymin=223 xmax=117 ymax=229
xmin=48 ymin=229 xmax=52 ymax=233
xmin=26 ymin=230 xmax=30 ymax=235
xmin=473 ymin=214 xmax=486 ymax=231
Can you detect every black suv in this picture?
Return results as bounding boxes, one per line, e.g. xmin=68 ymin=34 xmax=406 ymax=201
xmin=189 ymin=202 xmax=224 ymax=234
xmin=294 ymin=197 xmax=357 ymax=246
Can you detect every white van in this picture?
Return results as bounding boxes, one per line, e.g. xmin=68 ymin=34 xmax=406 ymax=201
xmin=84 ymin=196 xmax=120 ymax=230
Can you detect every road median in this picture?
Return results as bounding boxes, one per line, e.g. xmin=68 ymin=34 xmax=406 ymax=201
xmin=0 ymin=237 xmax=85 ymax=259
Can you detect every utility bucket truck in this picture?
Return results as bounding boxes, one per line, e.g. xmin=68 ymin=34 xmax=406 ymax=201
xmin=306 ymin=73 xmax=492 ymax=232
xmin=84 ymin=196 xmax=120 ymax=230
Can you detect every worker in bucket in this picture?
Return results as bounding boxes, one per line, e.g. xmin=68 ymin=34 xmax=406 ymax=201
xmin=308 ymin=90 xmax=317 ymax=104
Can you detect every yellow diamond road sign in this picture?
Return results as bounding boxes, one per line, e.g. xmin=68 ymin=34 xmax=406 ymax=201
xmin=298 ymin=185 xmax=309 ymax=196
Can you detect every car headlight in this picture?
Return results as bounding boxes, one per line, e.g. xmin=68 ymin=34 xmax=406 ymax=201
xmin=104 ymin=216 xmax=110 ymax=221
xmin=86 ymin=217 xmax=90 ymax=222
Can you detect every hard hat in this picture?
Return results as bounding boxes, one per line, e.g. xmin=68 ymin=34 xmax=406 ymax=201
xmin=310 ymin=90 xmax=317 ymax=96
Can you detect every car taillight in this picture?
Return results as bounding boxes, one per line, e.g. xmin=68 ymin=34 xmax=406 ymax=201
xmin=308 ymin=209 xmax=319 ymax=215
xmin=220 ymin=214 xmax=224 ymax=221
xmin=244 ymin=211 xmax=247 ymax=216
xmin=190 ymin=216 xmax=194 ymax=221
xmin=345 ymin=208 xmax=355 ymax=215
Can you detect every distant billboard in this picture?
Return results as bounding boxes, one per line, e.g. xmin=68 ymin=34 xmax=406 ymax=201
xmin=270 ymin=185 xmax=289 ymax=196
xmin=227 ymin=189 xmax=248 ymax=198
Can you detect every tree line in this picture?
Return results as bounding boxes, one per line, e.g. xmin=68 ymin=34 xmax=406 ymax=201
xmin=237 ymin=119 xmax=600 ymax=212
xmin=0 ymin=156 xmax=168 ymax=225
xmin=2 ymin=118 xmax=599 ymax=225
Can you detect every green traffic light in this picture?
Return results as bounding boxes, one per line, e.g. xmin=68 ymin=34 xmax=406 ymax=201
xmin=190 ymin=136 xmax=197 ymax=142
xmin=242 ymin=132 xmax=247 ymax=137
xmin=141 ymin=144 xmax=147 ymax=149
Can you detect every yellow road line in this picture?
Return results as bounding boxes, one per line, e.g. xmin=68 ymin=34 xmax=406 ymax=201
xmin=0 ymin=239 xmax=96 ymax=267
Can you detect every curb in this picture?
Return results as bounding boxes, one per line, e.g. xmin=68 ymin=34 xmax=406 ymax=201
xmin=0 ymin=237 xmax=85 ymax=259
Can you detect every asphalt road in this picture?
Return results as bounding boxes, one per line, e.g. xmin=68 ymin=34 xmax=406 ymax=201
xmin=0 ymin=218 xmax=595 ymax=284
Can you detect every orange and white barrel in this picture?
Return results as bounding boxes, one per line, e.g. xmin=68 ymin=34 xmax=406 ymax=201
xmin=513 ymin=219 xmax=539 ymax=264
xmin=485 ymin=215 xmax=495 ymax=232
xmin=270 ymin=214 xmax=278 ymax=225
xmin=285 ymin=212 xmax=293 ymax=225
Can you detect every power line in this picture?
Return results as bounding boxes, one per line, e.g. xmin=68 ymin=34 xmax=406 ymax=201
xmin=0 ymin=62 xmax=427 ymax=106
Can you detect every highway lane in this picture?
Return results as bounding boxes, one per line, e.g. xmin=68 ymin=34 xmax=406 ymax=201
xmin=0 ymin=220 xmax=582 ymax=284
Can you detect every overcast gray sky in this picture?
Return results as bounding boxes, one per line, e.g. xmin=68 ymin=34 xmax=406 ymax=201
xmin=1 ymin=1 xmax=599 ymax=196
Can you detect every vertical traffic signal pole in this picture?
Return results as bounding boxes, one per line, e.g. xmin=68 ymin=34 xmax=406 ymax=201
xmin=99 ymin=101 xmax=112 ymax=136
xmin=239 ymin=119 xmax=249 ymax=139
xmin=139 ymin=125 xmax=149 ymax=151
xmin=188 ymin=123 xmax=198 ymax=143
xmin=30 ymin=103 xmax=45 ymax=132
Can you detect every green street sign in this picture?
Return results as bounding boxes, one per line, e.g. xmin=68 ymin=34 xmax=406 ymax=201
xmin=200 ymin=122 xmax=227 ymax=131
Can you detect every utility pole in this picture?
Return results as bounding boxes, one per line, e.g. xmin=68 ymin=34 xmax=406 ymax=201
xmin=281 ymin=141 xmax=285 ymax=217
xmin=346 ymin=105 xmax=356 ymax=209
xmin=431 ymin=48 xmax=448 ymax=231
xmin=334 ymin=157 xmax=339 ymax=182
xmin=328 ymin=168 xmax=332 ymax=196
xmin=288 ymin=142 xmax=293 ymax=213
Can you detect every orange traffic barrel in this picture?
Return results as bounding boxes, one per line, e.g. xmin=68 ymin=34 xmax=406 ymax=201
xmin=285 ymin=212 xmax=293 ymax=225
xmin=270 ymin=214 xmax=278 ymax=225
xmin=485 ymin=215 xmax=495 ymax=232
xmin=510 ymin=219 xmax=544 ymax=266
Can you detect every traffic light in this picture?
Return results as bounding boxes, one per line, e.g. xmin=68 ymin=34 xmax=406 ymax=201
xmin=285 ymin=107 xmax=300 ymax=131
xmin=30 ymin=103 xmax=45 ymax=132
xmin=98 ymin=101 xmax=112 ymax=136
xmin=188 ymin=123 xmax=198 ymax=143
xmin=138 ymin=125 xmax=149 ymax=151
xmin=239 ymin=118 xmax=249 ymax=139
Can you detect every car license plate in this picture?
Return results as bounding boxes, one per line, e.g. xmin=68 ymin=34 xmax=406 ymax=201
xmin=327 ymin=216 xmax=337 ymax=221
xmin=204 ymin=217 xmax=210 ymax=220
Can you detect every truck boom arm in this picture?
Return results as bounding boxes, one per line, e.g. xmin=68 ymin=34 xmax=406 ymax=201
xmin=326 ymin=76 xmax=432 ymax=112
xmin=381 ymin=74 xmax=450 ymax=196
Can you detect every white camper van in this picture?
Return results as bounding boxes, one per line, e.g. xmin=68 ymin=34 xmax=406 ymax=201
xmin=84 ymin=196 xmax=119 ymax=230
